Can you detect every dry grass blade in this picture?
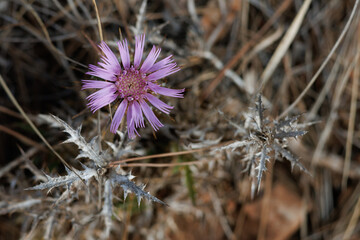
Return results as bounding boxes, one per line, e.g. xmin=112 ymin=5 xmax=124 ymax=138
xmin=342 ymin=46 xmax=359 ymax=189
xmin=92 ymin=0 xmax=103 ymax=42
xmin=258 ymin=0 xmax=312 ymax=91
xmin=91 ymin=0 xmax=104 ymax=154
xmin=135 ymin=0 xmax=147 ymax=35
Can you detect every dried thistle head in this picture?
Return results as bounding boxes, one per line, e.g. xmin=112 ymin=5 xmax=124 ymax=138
xmin=217 ymin=95 xmax=309 ymax=197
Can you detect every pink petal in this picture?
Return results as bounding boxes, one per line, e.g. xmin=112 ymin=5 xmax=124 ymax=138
xmin=126 ymin=102 xmax=139 ymax=139
xmin=132 ymin=101 xmax=145 ymax=128
xmin=87 ymin=64 xmax=117 ymax=81
xmin=147 ymin=63 xmax=180 ymax=81
xmin=110 ymin=99 xmax=128 ymax=133
xmin=134 ymin=34 xmax=145 ymax=68
xmin=81 ymin=80 xmax=114 ymax=90
xmin=140 ymin=46 xmax=161 ymax=73
xmin=148 ymin=55 xmax=174 ymax=73
xmin=87 ymin=86 xmax=118 ymax=112
xmin=148 ymin=83 xmax=184 ymax=98
xmin=98 ymin=42 xmax=121 ymax=75
xmin=139 ymin=99 xmax=163 ymax=131
xmin=118 ymin=39 xmax=130 ymax=69
xmin=145 ymin=93 xmax=173 ymax=114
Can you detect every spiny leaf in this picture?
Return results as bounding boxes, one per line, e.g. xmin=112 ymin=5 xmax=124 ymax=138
xmin=26 ymin=167 xmax=97 ymax=191
xmin=274 ymin=130 xmax=307 ymax=139
xmin=110 ymin=171 xmax=167 ymax=206
xmin=50 ymin=114 xmax=106 ymax=167
xmin=275 ymin=115 xmax=301 ymax=130
xmin=255 ymin=146 xmax=270 ymax=192
xmin=256 ymin=94 xmax=265 ymax=130
xmin=272 ymin=143 xmax=310 ymax=175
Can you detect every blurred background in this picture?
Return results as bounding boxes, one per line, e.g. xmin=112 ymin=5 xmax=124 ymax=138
xmin=0 ymin=0 xmax=359 ymax=239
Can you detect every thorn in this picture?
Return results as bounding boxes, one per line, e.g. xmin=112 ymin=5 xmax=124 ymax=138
xmin=79 ymin=162 xmax=88 ymax=170
xmin=124 ymin=191 xmax=128 ymax=201
xmin=137 ymin=196 xmax=142 ymax=207
xmin=43 ymin=171 xmax=52 ymax=180
xmin=77 ymin=124 xmax=83 ymax=134
xmin=64 ymin=166 xmax=72 ymax=175
xmin=291 ymin=161 xmax=295 ymax=172
xmin=128 ymin=172 xmax=135 ymax=180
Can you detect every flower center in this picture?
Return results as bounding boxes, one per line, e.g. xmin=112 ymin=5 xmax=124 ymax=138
xmin=115 ymin=67 xmax=147 ymax=101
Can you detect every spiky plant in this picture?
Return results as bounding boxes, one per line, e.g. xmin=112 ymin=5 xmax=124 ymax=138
xmin=26 ymin=115 xmax=166 ymax=238
xmin=216 ymin=95 xmax=309 ymax=197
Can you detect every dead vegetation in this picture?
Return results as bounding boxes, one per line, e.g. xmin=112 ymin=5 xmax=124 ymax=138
xmin=0 ymin=0 xmax=359 ymax=239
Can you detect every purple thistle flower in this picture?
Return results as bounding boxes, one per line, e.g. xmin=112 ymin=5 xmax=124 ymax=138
xmin=82 ymin=34 xmax=184 ymax=138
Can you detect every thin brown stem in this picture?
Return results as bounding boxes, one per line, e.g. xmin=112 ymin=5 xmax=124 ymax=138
xmin=108 ymin=140 xmax=235 ymax=167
